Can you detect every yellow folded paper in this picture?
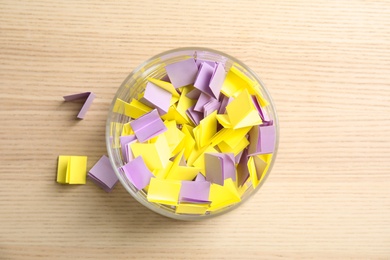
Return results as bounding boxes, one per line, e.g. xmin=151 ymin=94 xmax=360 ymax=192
xmin=57 ymin=155 xmax=87 ymax=184
xmin=147 ymin=178 xmax=182 ymax=206
xmin=226 ymin=89 xmax=262 ymax=129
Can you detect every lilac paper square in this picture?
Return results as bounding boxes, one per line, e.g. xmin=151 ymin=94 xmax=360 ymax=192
xmin=165 ymin=59 xmax=198 ymax=88
xmin=88 ymin=155 xmax=119 ymax=192
xmin=179 ymin=180 xmax=211 ymax=202
xmin=122 ymin=156 xmax=154 ymax=190
xmin=218 ymin=95 xmax=233 ymax=114
xmin=194 ymin=93 xmax=213 ymax=112
xmin=220 ymin=153 xmax=236 ymax=181
xmin=203 ymin=99 xmax=220 ymax=117
xmin=237 ymin=149 xmax=249 ymax=186
xmin=63 ymin=92 xmax=95 ymax=119
xmin=120 ymin=135 xmax=136 ymax=162
xmin=195 ymin=173 xmax=206 ymax=182
xmin=259 ymin=125 xmax=276 ymax=154
xmin=142 ymin=82 xmax=172 ymax=114
xmin=130 ymin=109 xmax=167 ymax=142
xmin=186 ymin=105 xmax=203 ymax=126
xmin=209 ymin=63 xmax=226 ymax=99
xmin=194 ymin=62 xmax=215 ymax=97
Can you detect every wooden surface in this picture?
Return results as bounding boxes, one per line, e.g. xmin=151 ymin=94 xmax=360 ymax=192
xmin=1 ymin=1 xmax=389 ymax=259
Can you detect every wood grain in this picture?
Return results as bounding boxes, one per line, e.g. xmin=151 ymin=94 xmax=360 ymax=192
xmin=1 ymin=0 xmax=389 ymax=259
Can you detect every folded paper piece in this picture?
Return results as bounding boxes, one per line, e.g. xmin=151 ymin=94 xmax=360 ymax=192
xmin=141 ymin=82 xmax=172 ymax=115
xmin=57 ymin=155 xmax=87 ymax=184
xmin=247 ymin=155 xmax=268 ymax=188
xmin=130 ymin=109 xmax=167 ymax=142
xmin=209 ymin=63 xmax=226 ymax=99
xmin=111 ymin=60 xmax=276 ymax=215
xmin=179 ymin=180 xmax=211 ymax=203
xmin=226 ymin=89 xmax=262 ymax=129
xmin=194 ymin=62 xmax=215 ymax=97
xmin=88 ymin=155 xmax=118 ymax=192
xmin=248 ymin=125 xmax=276 ymax=155
xmin=120 ymin=135 xmax=136 ymax=163
xmin=122 ymin=156 xmax=154 ymax=190
xmin=165 ymin=58 xmax=198 ymax=88
xmin=205 ymin=153 xmax=236 ymax=185
xmin=130 ymin=134 xmax=170 ymax=170
xmin=208 ymin=178 xmax=241 ymax=212
xmin=63 ymin=92 xmax=95 ymax=119
xmin=147 ymin=178 xmax=182 ymax=206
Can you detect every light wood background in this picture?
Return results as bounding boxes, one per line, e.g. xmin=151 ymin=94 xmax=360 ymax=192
xmin=1 ymin=1 xmax=389 ymax=259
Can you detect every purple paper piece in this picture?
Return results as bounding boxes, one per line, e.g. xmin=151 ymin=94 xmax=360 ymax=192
xmin=193 ymin=62 xmax=215 ymax=97
xmin=130 ymin=109 xmax=167 ymax=143
xmin=218 ymin=95 xmax=233 ymax=114
xmin=142 ymin=82 xmax=172 ymax=115
xmin=195 ymin=173 xmax=206 ymax=182
xmin=194 ymin=93 xmax=213 ymax=112
xmin=195 ymin=59 xmax=216 ymax=68
xmin=165 ymin=59 xmax=198 ymax=88
xmin=205 ymin=154 xmax=223 ymax=185
xmin=235 ymin=150 xmax=244 ymax=164
xmin=179 ymin=180 xmax=211 ymax=203
xmin=181 ymin=198 xmax=210 ymax=204
xmin=220 ymin=153 xmax=236 ymax=181
xmin=205 ymin=152 xmax=236 ymax=185
xmin=88 ymin=155 xmax=119 ymax=192
xmin=186 ymin=88 xmax=202 ymax=99
xmin=161 ymin=74 xmax=171 ymax=82
xmin=186 ymin=105 xmax=203 ymax=126
xmin=237 ymin=149 xmax=250 ymax=187
xmin=251 ymin=96 xmax=271 ymax=123
xmin=203 ymin=99 xmax=221 ymax=117
xmin=259 ymin=125 xmax=276 ymax=154
xmin=120 ymin=135 xmax=136 ymax=162
xmin=209 ymin=63 xmax=226 ymax=99
xmin=248 ymin=125 xmax=276 ymax=155
xmin=63 ymin=92 xmax=95 ymax=119
xmin=122 ymin=156 xmax=154 ymax=190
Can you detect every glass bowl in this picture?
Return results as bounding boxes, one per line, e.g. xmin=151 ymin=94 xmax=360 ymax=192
xmin=106 ymin=47 xmax=279 ymax=220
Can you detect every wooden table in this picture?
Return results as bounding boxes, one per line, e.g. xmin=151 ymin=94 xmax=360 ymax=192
xmin=1 ymin=1 xmax=389 ymax=259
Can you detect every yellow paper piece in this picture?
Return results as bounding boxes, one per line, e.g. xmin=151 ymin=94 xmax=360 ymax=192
xmin=121 ymin=122 xmax=134 ymax=136
xmin=57 ymin=155 xmax=87 ymax=184
xmin=216 ymin=114 xmax=232 ymax=128
xmin=166 ymin=150 xmax=200 ymax=181
xmin=181 ymin=125 xmax=196 ymax=160
xmin=218 ymin=137 xmax=249 ymax=156
xmin=130 ymin=135 xmax=170 ymax=170
xmin=220 ymin=126 xmax=252 ymax=148
xmin=176 ymin=86 xmax=196 ymax=123
xmin=208 ymin=178 xmax=241 ymax=212
xmin=226 ymin=89 xmax=262 ymax=129
xmin=57 ymin=155 xmax=70 ymax=184
xmin=147 ymin=178 xmax=182 ymax=206
xmin=247 ymin=155 xmax=267 ymax=189
xmin=113 ymin=98 xmax=153 ymax=119
xmin=163 ymin=120 xmax=185 ymax=156
xmin=221 ymin=67 xmax=248 ymax=97
xmin=154 ymin=161 xmax=173 ymax=179
xmin=193 ymin=111 xmax=217 ymax=149
xmin=161 ymin=105 xmax=191 ymax=125
xmin=176 ymin=203 xmax=209 ymax=215
xmin=127 ymin=98 xmax=153 ymax=119
xmin=68 ymin=156 xmax=88 ymax=184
